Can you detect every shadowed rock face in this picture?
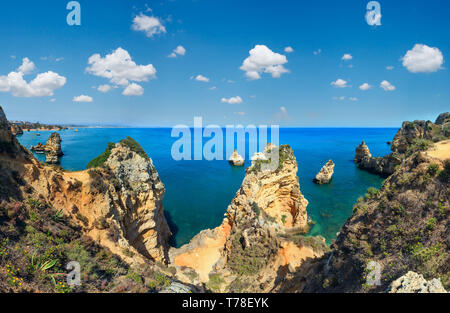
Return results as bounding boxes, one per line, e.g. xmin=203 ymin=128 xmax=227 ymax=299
xmin=313 ymin=160 xmax=334 ymax=184
xmin=0 ymin=107 xmax=26 ymax=157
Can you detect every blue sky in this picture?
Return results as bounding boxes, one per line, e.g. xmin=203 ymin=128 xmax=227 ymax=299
xmin=0 ymin=0 xmax=449 ymax=127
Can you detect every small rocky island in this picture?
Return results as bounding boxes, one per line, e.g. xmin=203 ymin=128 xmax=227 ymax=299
xmin=313 ymin=160 xmax=335 ymax=184
xmin=228 ymin=149 xmax=244 ymax=166
xmin=30 ymin=132 xmax=63 ymax=164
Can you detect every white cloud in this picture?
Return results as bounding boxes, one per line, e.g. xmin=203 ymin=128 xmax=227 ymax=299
xmin=73 ymin=95 xmax=93 ymax=102
xmin=221 ymin=96 xmax=242 ymax=104
xmin=86 ymin=47 xmax=156 ymax=86
xmin=195 ymin=75 xmax=209 ymax=82
xmin=331 ymin=78 xmax=348 ymax=88
xmin=386 ymin=66 xmax=394 ymax=70
xmin=18 ymin=57 xmax=36 ymax=74
xmin=132 ymin=13 xmax=166 ymax=38
xmin=313 ymin=49 xmax=322 ymax=55
xmin=402 ymin=44 xmax=444 ymax=73
xmin=380 ymin=80 xmax=395 ymax=91
xmin=50 ymin=98 xmax=56 ymax=102
xmin=359 ymin=83 xmax=372 ymax=90
xmin=0 ymin=68 xmax=66 ymax=98
xmin=56 ymin=57 xmax=64 ymax=62
xmin=240 ymin=45 xmax=289 ymax=80
xmin=341 ymin=54 xmax=353 ymax=61
xmin=97 ymin=84 xmax=112 ymax=93
xmin=122 ymin=83 xmax=144 ymax=96
xmin=349 ymin=97 xmax=358 ymax=101
xmin=209 ymin=86 xmax=217 ymax=90
xmin=284 ymin=46 xmax=294 ymax=53
xmin=168 ymin=45 xmax=186 ymax=58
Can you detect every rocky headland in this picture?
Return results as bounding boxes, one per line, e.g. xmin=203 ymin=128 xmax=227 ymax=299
xmin=355 ymin=113 xmax=450 ymax=177
xmin=279 ymin=114 xmax=449 ymax=293
xmin=170 ymin=144 xmax=327 ymax=292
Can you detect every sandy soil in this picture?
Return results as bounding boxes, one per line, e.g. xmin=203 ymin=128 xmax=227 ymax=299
xmin=427 ymin=140 xmax=450 ymax=161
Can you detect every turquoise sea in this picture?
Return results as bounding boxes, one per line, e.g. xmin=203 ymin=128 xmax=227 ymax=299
xmin=17 ymin=128 xmax=397 ymax=247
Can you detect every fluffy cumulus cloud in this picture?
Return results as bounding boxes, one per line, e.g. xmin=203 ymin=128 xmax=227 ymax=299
xmin=0 ymin=59 xmax=66 ymax=98
xmin=122 ymin=83 xmax=144 ymax=96
xmin=380 ymin=80 xmax=395 ymax=91
xmin=73 ymin=95 xmax=93 ymax=102
xmin=168 ymin=45 xmax=186 ymax=58
xmin=284 ymin=46 xmax=294 ymax=53
xmin=402 ymin=44 xmax=444 ymax=73
xmin=359 ymin=83 xmax=372 ymax=90
xmin=240 ymin=45 xmax=289 ymax=80
xmin=97 ymin=84 xmax=112 ymax=93
xmin=18 ymin=57 xmax=36 ymax=74
xmin=341 ymin=54 xmax=353 ymax=61
xmin=86 ymin=47 xmax=156 ymax=96
xmin=132 ymin=13 xmax=166 ymax=38
xmin=194 ymin=75 xmax=209 ymax=82
xmin=331 ymin=78 xmax=348 ymax=88
xmin=221 ymin=96 xmax=242 ymax=104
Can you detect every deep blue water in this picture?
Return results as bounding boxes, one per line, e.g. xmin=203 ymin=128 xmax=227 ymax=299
xmin=17 ymin=127 xmax=397 ymax=247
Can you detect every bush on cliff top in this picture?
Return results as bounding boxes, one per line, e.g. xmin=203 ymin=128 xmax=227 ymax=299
xmin=86 ymin=142 xmax=116 ymax=169
xmin=119 ymin=137 xmax=149 ymax=159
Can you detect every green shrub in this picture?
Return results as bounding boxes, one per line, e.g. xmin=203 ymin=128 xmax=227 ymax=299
xmin=119 ymin=137 xmax=148 ymax=159
xmin=87 ymin=142 xmax=115 ymax=169
xmin=427 ymin=164 xmax=440 ymax=176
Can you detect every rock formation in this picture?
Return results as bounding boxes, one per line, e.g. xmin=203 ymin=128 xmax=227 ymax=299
xmin=30 ymin=132 xmax=63 ymax=164
xmin=388 ymin=271 xmax=447 ymax=293
xmin=354 ymin=141 xmax=371 ymax=163
xmin=0 ymin=106 xmax=171 ymax=264
xmin=9 ymin=123 xmax=23 ymax=136
xmin=355 ymin=113 xmax=450 ymax=177
xmin=170 ymin=144 xmax=327 ymax=292
xmin=228 ymin=149 xmax=244 ymax=166
xmin=313 ymin=160 xmax=335 ymax=184
xmin=281 ymin=142 xmax=450 ymax=292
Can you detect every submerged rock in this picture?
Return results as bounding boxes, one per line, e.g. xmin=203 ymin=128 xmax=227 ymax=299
xmin=228 ymin=149 xmax=244 ymax=166
xmin=388 ymin=271 xmax=447 ymax=293
xmin=313 ymin=160 xmax=335 ymax=184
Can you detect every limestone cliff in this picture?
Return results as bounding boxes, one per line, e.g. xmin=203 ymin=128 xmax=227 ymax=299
xmin=0 ymin=107 xmax=171 ymax=264
xmin=170 ymin=145 xmax=327 ymax=292
xmin=281 ymin=142 xmax=449 ymax=292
